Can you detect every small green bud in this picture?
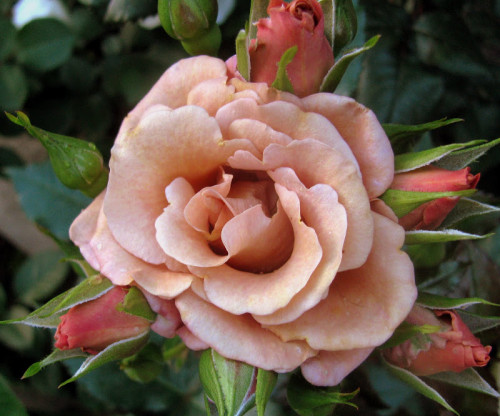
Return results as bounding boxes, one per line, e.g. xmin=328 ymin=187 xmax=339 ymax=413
xmin=334 ymin=0 xmax=358 ymax=55
xmin=158 ymin=0 xmax=218 ymax=41
xmin=5 ymin=111 xmax=108 ymax=198
xmin=181 ymin=23 xmax=221 ymax=56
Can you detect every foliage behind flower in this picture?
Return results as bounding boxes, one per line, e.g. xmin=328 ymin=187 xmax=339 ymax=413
xmin=69 ymin=55 xmax=417 ymax=386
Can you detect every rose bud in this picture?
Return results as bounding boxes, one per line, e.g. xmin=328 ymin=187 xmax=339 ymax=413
xmin=390 ymin=166 xmax=480 ymax=230
xmin=384 ymin=306 xmax=491 ymax=376
xmin=55 ymin=286 xmax=152 ymax=354
xmin=248 ymin=0 xmax=334 ymax=97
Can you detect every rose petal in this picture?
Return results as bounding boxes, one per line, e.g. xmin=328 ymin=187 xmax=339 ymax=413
xmin=69 ymin=192 xmax=105 ymax=271
xmin=177 ymin=326 xmax=210 ymax=351
xmin=105 ymin=105 xmax=254 ymax=264
xmin=265 ymin=212 xmax=416 ymax=351
xmin=197 ymin=185 xmax=321 ymax=315
xmin=155 ymin=177 xmax=230 ymax=267
xmin=262 ymin=139 xmax=373 ymax=271
xmin=300 ymin=348 xmax=373 ymax=386
xmin=117 ymin=56 xmax=229 ymax=136
xmin=187 ymin=77 xmax=235 ymax=116
xmin=175 ymin=290 xmax=317 ymax=372
xmin=301 ymin=93 xmax=394 ymax=198
xmin=254 ymin=167 xmax=346 ymax=325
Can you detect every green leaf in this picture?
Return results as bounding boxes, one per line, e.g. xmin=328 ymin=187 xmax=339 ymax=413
xmin=22 ymin=348 xmax=87 ymax=379
xmin=383 ymin=118 xmax=463 ymax=151
xmin=379 ymin=322 xmax=440 ymax=349
xmin=121 ymin=343 xmax=164 ymax=383
xmin=435 ymin=138 xmax=500 ymax=171
xmin=60 ymin=331 xmax=150 ymax=386
xmin=457 ymin=310 xmax=500 ymax=334
xmin=416 ymin=292 xmax=500 ymax=310
xmin=0 ymin=274 xmax=113 ymax=328
xmin=255 ymin=368 xmax=277 ymax=416
xmin=17 ymin=18 xmax=75 ymax=72
xmin=0 ymin=65 xmax=28 ymax=111
xmin=6 ymin=161 xmax=92 ymax=239
xmin=105 ymin=0 xmax=156 ymax=21
xmin=235 ymin=29 xmax=250 ymax=81
xmin=271 ymin=45 xmax=298 ymax=94
xmin=0 ymin=374 xmax=29 ymax=416
xmin=13 ymin=250 xmax=69 ymax=307
xmin=117 ymin=286 xmax=156 ymax=322
xmin=380 ymin=188 xmax=477 ymax=218
xmin=199 ymin=349 xmax=256 ymax=416
xmin=427 ymin=368 xmax=499 ymax=399
xmin=405 ymin=229 xmax=493 ymax=245
xmin=0 ymin=17 xmax=16 ymax=60
xmin=6 ymin=111 xmax=108 ymax=198
xmin=439 ymin=198 xmax=500 ymax=229
xmin=248 ymin=0 xmax=269 ymax=39
xmin=394 ymin=140 xmax=483 ymax=172
xmin=287 ymin=372 xmax=358 ymax=416
xmin=320 ymin=35 xmax=379 ymax=93
xmin=382 ymin=359 xmax=459 ymax=415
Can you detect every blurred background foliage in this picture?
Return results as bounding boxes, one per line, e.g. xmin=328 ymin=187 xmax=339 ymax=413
xmin=0 ymin=0 xmax=499 ymax=415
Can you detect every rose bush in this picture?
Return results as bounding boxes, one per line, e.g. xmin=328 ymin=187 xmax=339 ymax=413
xmin=69 ymin=55 xmax=417 ymax=386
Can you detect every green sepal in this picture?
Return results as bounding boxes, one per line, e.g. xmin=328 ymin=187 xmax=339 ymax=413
xmin=255 ymin=368 xmax=277 ymax=416
xmin=199 ymin=349 xmax=256 ymax=416
xmin=287 ymin=372 xmax=359 ymax=416
xmin=320 ymin=35 xmax=380 ymax=93
xmin=236 ymin=28 xmax=251 ymax=81
xmin=383 ymin=118 xmax=462 ymax=152
xmin=333 ymin=0 xmax=357 ymax=55
xmin=435 ymin=137 xmax=500 ymax=171
xmin=59 ymin=331 xmax=149 ymax=387
xmin=457 ymin=310 xmax=500 ymax=334
xmin=439 ymin=198 xmax=500 ymax=229
xmin=427 ymin=368 xmax=500 ymax=399
xmin=23 ymin=348 xmax=87 ymax=379
xmin=380 ymin=188 xmax=476 ymax=218
xmin=405 ymin=229 xmax=493 ymax=245
xmin=319 ymin=0 xmax=334 ymax=47
xmin=382 ymin=358 xmax=459 ymax=415
xmin=5 ymin=111 xmax=108 ymax=198
xmin=379 ymin=322 xmax=440 ymax=349
xmin=394 ymin=140 xmax=484 ymax=173
xmin=405 ymin=243 xmax=446 ymax=268
xmin=0 ymin=275 xmax=113 ymax=328
xmin=162 ymin=335 xmax=187 ymax=361
xmin=271 ymin=45 xmax=298 ymax=94
xmin=416 ymin=292 xmax=500 ymax=309
xmin=116 ymin=286 xmax=156 ymax=322
xmin=180 ymin=23 xmax=221 ymax=56
xmin=248 ymin=0 xmax=269 ymax=39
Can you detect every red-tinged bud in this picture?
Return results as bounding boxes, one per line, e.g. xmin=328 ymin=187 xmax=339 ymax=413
xmin=384 ymin=306 xmax=491 ymax=376
xmin=248 ymin=0 xmax=334 ymax=97
xmin=55 ymin=286 xmax=152 ymax=354
xmin=391 ymin=166 xmax=480 ymax=230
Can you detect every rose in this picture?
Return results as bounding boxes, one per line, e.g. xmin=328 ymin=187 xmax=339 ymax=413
xmin=226 ymin=0 xmax=334 ymax=97
xmin=55 ymin=286 xmax=152 ymax=354
xmin=70 ymin=55 xmax=417 ymax=386
xmin=384 ymin=305 xmax=491 ymax=376
xmin=390 ymin=166 xmax=480 ymax=230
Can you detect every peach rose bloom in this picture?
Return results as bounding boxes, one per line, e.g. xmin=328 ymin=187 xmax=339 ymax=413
xmin=70 ymin=56 xmax=417 ymax=386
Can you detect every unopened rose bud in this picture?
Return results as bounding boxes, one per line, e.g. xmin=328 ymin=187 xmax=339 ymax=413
xmin=390 ymin=166 xmax=480 ymax=230
xmin=55 ymin=286 xmax=152 ymax=354
xmin=248 ymin=0 xmax=334 ymax=97
xmin=384 ymin=306 xmax=491 ymax=376
xmin=158 ymin=0 xmax=219 ymax=55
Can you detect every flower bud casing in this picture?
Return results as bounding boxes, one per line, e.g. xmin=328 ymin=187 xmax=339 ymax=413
xmin=390 ymin=166 xmax=480 ymax=230
xmin=55 ymin=286 xmax=152 ymax=354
